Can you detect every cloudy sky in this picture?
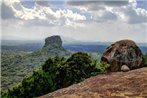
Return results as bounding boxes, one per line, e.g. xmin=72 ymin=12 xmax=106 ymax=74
xmin=1 ymin=0 xmax=147 ymax=43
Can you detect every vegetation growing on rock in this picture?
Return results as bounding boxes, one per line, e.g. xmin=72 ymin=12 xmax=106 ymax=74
xmin=142 ymin=53 xmax=147 ymax=66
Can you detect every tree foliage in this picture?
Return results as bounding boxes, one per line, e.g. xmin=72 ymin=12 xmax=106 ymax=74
xmin=2 ymin=52 xmax=108 ymax=98
xmin=142 ymin=53 xmax=147 ymax=67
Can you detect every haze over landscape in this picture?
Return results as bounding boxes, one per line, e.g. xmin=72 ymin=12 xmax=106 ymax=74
xmin=1 ymin=0 xmax=147 ymax=43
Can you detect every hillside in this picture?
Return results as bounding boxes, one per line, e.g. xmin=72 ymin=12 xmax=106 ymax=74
xmin=1 ymin=36 xmax=71 ymax=90
xmin=39 ymin=67 xmax=147 ymax=98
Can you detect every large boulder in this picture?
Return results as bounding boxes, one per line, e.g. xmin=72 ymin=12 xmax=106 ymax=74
xmin=101 ymin=39 xmax=143 ymax=72
xmin=44 ymin=35 xmax=62 ymax=47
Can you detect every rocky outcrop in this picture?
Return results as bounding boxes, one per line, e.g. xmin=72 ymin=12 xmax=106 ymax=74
xmin=39 ymin=67 xmax=147 ymax=98
xmin=41 ymin=35 xmax=70 ymax=56
xmin=44 ymin=35 xmax=62 ymax=47
xmin=101 ymin=39 xmax=143 ymax=72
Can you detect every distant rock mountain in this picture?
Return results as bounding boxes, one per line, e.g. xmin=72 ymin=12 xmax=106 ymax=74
xmin=44 ymin=35 xmax=62 ymax=47
xmin=1 ymin=35 xmax=71 ymax=90
xmin=39 ymin=67 xmax=147 ymax=98
xmin=33 ymin=35 xmax=70 ymax=57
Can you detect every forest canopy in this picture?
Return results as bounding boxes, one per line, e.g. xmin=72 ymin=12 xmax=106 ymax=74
xmin=2 ymin=52 xmax=109 ymax=98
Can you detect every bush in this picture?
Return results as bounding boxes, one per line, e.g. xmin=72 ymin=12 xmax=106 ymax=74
xmin=2 ymin=70 xmax=54 ymax=98
xmin=142 ymin=53 xmax=147 ymax=67
xmin=2 ymin=52 xmax=102 ymax=98
xmin=65 ymin=52 xmax=99 ymax=84
xmin=98 ymin=62 xmax=110 ymax=73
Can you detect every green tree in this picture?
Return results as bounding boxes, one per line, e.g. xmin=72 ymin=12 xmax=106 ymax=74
xmin=65 ymin=52 xmax=99 ymax=85
xmin=2 ymin=70 xmax=54 ymax=98
xmin=22 ymin=70 xmax=54 ymax=97
xmin=42 ymin=57 xmax=54 ymax=72
xmin=142 ymin=53 xmax=147 ymax=67
xmin=2 ymin=52 xmax=102 ymax=98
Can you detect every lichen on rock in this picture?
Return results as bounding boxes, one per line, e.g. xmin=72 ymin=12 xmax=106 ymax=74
xmin=101 ymin=39 xmax=143 ymax=72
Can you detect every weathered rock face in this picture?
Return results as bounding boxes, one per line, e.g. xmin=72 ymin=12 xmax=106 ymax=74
xmin=39 ymin=67 xmax=147 ymax=98
xmin=44 ymin=35 xmax=62 ymax=47
xmin=101 ymin=39 xmax=143 ymax=72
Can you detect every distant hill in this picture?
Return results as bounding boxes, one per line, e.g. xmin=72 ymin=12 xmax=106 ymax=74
xmin=2 ymin=39 xmax=146 ymax=54
xmin=1 ymin=36 xmax=71 ymax=90
xmin=64 ymin=44 xmax=147 ymax=54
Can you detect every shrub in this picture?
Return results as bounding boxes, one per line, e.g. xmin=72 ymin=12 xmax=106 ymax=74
xmin=142 ymin=53 xmax=147 ymax=67
xmin=2 ymin=70 xmax=54 ymax=98
xmin=98 ymin=62 xmax=110 ymax=73
xmin=65 ymin=52 xmax=96 ymax=82
xmin=2 ymin=52 xmax=102 ymax=98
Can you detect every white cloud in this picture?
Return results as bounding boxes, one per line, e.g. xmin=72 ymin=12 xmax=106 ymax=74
xmin=1 ymin=0 xmax=147 ymax=44
xmin=2 ymin=18 xmax=146 ymax=43
xmin=91 ymin=9 xmax=117 ymax=22
xmin=67 ymin=0 xmax=147 ymax=24
xmin=2 ymin=0 xmax=86 ymax=27
xmin=4 ymin=0 xmax=20 ymax=6
xmin=111 ymin=3 xmax=147 ymax=24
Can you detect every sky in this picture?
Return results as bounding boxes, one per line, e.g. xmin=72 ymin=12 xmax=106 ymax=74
xmin=1 ymin=0 xmax=147 ymax=43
